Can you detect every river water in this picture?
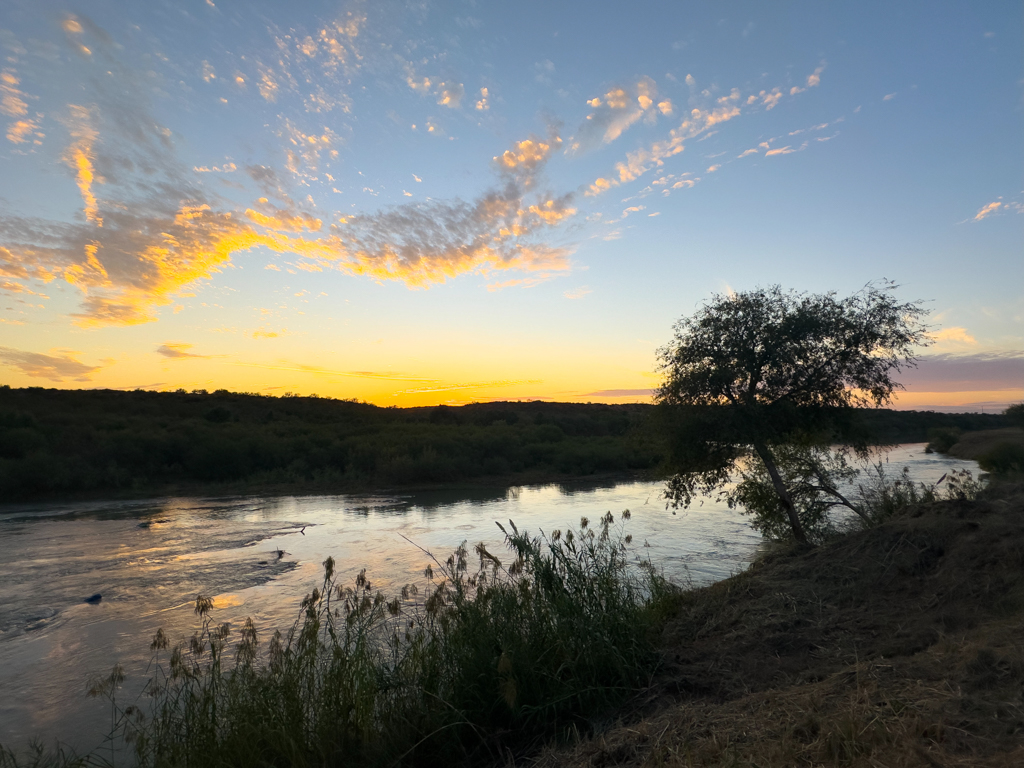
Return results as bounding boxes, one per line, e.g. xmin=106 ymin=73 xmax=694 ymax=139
xmin=0 ymin=445 xmax=976 ymax=754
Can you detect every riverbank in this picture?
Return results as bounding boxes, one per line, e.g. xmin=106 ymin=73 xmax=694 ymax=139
xmin=945 ymin=427 xmax=1024 ymax=461
xmin=534 ymin=480 xmax=1024 ymax=767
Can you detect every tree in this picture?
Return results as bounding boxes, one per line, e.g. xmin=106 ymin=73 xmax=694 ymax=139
xmin=1005 ymin=402 xmax=1024 ymax=430
xmin=655 ymin=283 xmax=929 ymax=545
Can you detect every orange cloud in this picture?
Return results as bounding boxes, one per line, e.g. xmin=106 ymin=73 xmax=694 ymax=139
xmin=245 ymin=207 xmax=323 ymax=232
xmin=973 ymin=201 xmax=1001 ymax=221
xmin=494 ymin=134 xmax=561 ymax=174
xmin=1 ymin=68 xmax=29 ymax=118
xmin=62 ymin=105 xmax=102 ymax=226
xmin=587 ymin=101 xmax=740 ymax=195
xmin=570 ymin=77 xmax=660 ymax=153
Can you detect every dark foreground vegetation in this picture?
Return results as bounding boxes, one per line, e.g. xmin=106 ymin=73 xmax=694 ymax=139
xmin=0 ymin=385 xmax=1008 ymax=502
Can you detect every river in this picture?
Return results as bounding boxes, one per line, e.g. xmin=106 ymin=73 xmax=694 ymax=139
xmin=0 ymin=445 xmax=977 ymax=755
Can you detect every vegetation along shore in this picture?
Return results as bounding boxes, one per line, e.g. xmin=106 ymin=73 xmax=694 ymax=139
xmin=0 ymin=385 xmax=1009 ymax=504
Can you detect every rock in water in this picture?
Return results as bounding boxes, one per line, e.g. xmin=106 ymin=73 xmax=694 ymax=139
xmin=84 ymin=593 xmax=102 ymax=604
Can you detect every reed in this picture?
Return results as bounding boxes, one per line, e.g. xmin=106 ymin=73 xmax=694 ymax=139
xmin=83 ymin=511 xmax=674 ymax=767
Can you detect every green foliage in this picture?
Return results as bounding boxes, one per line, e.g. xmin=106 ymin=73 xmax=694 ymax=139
xmin=978 ymin=442 xmax=1024 ymax=477
xmin=925 ymin=426 xmax=961 ymax=454
xmin=82 ymin=513 xmax=673 ymax=767
xmin=726 ymin=444 xmax=862 ymax=544
xmin=655 ymin=283 xmax=930 ymax=543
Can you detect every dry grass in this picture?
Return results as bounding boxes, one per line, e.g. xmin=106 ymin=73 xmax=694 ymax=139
xmin=947 ymin=428 xmax=1024 ymax=461
xmin=532 ymin=483 xmax=1024 ymax=767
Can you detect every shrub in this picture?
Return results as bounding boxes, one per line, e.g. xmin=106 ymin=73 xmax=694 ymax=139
xmin=95 ymin=513 xmax=674 ymax=768
xmin=978 ymin=442 xmax=1024 ymax=477
xmin=856 ymin=465 xmax=983 ymax=524
xmin=925 ymin=427 xmax=961 ymax=454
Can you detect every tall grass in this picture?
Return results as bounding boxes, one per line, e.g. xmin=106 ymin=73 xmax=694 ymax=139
xmin=854 ymin=464 xmax=983 ymax=524
xmin=71 ymin=512 xmax=673 ymax=767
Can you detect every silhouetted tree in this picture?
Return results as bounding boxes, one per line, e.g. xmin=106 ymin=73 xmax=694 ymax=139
xmin=656 ymin=283 xmax=929 ymax=544
xmin=1005 ymin=403 xmax=1024 ymax=429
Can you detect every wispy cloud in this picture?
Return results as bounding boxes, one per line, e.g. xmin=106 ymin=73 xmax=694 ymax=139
xmin=0 ymin=346 xmax=104 ymax=381
xmin=234 ymin=361 xmax=437 ymax=382
xmin=564 ymin=286 xmax=591 ymax=299
xmin=973 ymin=201 xmax=1002 ymax=221
xmin=156 ymin=343 xmax=219 ymax=359
xmin=569 ymin=77 xmax=662 ymax=153
xmin=929 ymin=327 xmax=977 ymax=346
xmin=584 ymin=388 xmax=653 ymax=397
xmin=405 ymin=63 xmax=464 ymax=109
xmin=899 ymin=352 xmax=1024 ymax=392
xmin=584 ymin=82 xmax=757 ymax=195
xmin=2 ymin=67 xmax=44 ymax=146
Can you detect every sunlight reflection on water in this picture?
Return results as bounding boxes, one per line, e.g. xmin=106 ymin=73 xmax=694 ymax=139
xmin=0 ymin=445 xmax=976 ymax=753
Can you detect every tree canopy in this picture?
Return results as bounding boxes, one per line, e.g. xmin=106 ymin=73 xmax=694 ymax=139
xmin=655 ymin=283 xmax=930 ymax=544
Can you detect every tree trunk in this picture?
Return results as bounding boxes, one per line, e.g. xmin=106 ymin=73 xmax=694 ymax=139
xmin=752 ymin=440 xmax=810 ymax=545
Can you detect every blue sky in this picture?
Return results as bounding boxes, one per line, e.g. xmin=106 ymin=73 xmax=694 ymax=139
xmin=0 ymin=0 xmax=1021 ymax=409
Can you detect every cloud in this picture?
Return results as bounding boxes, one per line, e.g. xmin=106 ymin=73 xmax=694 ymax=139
xmin=1 ymin=68 xmax=29 ymax=117
xmin=569 ymin=77 xmax=662 ymax=154
xmin=2 ymin=68 xmax=45 ymax=146
xmin=234 ymin=361 xmax=436 ymax=382
xmin=584 ymin=88 xmax=744 ymax=194
xmin=61 ymin=105 xmax=102 ymax=226
xmin=493 ymin=133 xmax=562 ymax=177
xmin=404 ymin=63 xmax=464 ymax=109
xmin=0 ymin=15 xmax=580 ymax=328
xmin=280 ymin=119 xmax=339 ymax=177
xmin=706 ymin=164 xmax=720 ymax=173
xmin=973 ymin=201 xmax=1002 ymax=221
xmin=806 ymin=64 xmax=825 ymax=88
xmin=0 ymin=346 xmax=103 ymax=381
xmin=883 ymin=92 xmax=897 ymax=101
xmin=929 ymin=327 xmax=977 ymax=345
xmin=564 ymin=286 xmax=591 ymax=299
xmin=584 ymin=388 xmax=653 ymax=397
xmin=737 ymin=148 xmax=758 ymax=158
xmin=245 ymin=206 xmax=323 ymax=232
xmin=156 ymin=342 xmax=215 ymax=359
xmin=475 ymin=87 xmax=489 ymax=111
xmin=898 ymin=353 xmax=1024 ymax=392
xmin=765 ymin=145 xmax=795 ymax=156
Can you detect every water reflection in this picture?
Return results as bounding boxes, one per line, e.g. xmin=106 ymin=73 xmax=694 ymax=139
xmin=0 ymin=445 xmax=976 ymax=753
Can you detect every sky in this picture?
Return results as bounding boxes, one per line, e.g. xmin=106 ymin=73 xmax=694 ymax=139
xmin=0 ymin=0 xmax=1021 ymax=410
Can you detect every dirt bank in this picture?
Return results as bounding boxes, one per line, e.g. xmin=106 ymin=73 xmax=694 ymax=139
xmin=533 ymin=482 xmax=1024 ymax=767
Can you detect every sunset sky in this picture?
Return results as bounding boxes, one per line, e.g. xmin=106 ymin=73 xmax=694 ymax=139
xmin=1 ymin=1 xmax=1021 ymax=410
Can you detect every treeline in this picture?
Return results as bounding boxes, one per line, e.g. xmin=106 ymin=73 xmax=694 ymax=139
xmin=0 ymin=386 xmax=1009 ymax=502
xmin=0 ymin=387 xmax=660 ymax=501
